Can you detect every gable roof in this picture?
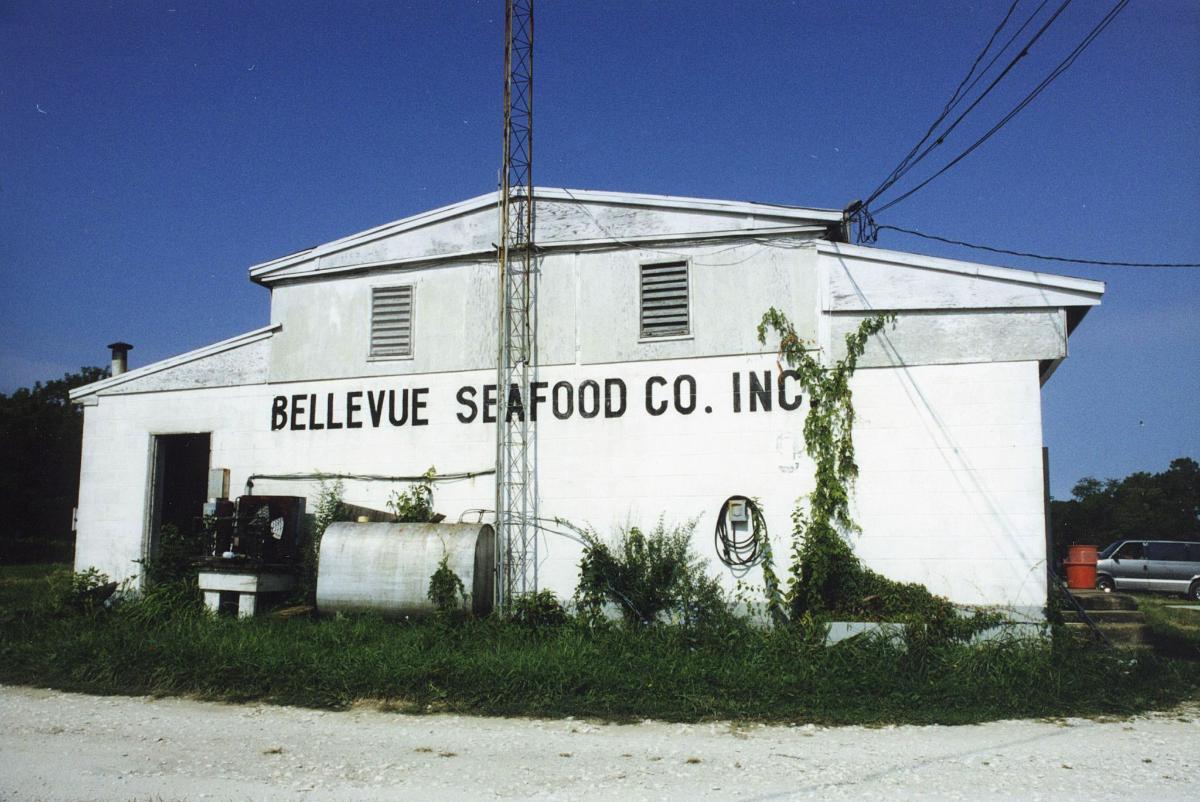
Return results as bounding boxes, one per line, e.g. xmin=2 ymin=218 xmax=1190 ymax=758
xmin=69 ymin=324 xmax=280 ymax=403
xmin=816 ymin=240 xmax=1106 ymax=312
xmin=249 ymin=188 xmax=841 ymax=285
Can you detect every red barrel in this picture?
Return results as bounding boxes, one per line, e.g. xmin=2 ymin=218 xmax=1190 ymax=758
xmin=1065 ymin=544 xmax=1098 ymax=590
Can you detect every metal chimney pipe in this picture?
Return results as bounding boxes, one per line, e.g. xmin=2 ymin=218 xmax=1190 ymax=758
xmin=107 ymin=342 xmax=133 ymax=376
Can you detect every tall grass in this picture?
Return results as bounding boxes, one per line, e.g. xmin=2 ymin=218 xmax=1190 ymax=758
xmin=2 ymin=574 xmax=1198 ymax=724
xmin=1135 ymin=595 xmax=1200 ymax=659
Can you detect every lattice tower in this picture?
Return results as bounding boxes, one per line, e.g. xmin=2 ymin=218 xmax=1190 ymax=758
xmin=495 ymin=0 xmax=536 ymax=608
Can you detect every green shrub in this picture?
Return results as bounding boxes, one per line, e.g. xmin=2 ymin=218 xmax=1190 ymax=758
xmin=50 ymin=567 xmax=114 ymax=615
xmin=294 ymin=478 xmax=350 ymax=605
xmin=313 ymin=478 xmax=348 ymax=538
xmin=140 ymin=523 xmax=206 ymax=586
xmin=427 ymin=555 xmax=466 ymax=617
xmin=510 ymin=589 xmax=568 ymax=628
xmin=387 ymin=467 xmax=437 ymax=523
xmin=575 ymin=520 xmax=729 ymax=627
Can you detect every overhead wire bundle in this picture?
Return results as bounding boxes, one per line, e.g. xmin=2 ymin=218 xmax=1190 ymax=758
xmin=869 ymin=0 xmax=1131 ymax=218
xmin=862 ymin=0 xmax=1054 ymax=223
xmin=842 ymin=0 xmax=1200 ymax=269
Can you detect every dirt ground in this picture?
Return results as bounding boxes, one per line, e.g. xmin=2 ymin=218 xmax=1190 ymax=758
xmin=1 ymin=685 xmax=1198 ymax=801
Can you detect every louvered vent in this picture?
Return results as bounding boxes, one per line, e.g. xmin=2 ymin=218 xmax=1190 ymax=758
xmin=640 ymin=262 xmax=690 ymax=337
xmin=370 ymin=285 xmax=413 ymax=358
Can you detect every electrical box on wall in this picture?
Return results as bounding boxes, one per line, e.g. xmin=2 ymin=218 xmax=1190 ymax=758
xmin=727 ymin=499 xmax=748 ymax=523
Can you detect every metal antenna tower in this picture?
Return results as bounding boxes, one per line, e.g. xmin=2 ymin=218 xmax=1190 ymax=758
xmin=496 ymin=0 xmax=536 ymax=609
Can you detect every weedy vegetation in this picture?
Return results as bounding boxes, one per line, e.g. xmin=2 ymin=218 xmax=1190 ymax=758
xmin=387 ymin=467 xmax=438 ymax=523
xmin=427 ymin=555 xmax=467 ymax=618
xmin=291 ymin=478 xmax=352 ymax=605
xmin=3 ymin=562 xmax=1200 ymax=722
xmin=1136 ymin=595 xmax=1200 ymax=659
xmin=4 ymin=313 xmax=1197 ymax=723
xmin=575 ymin=520 xmax=729 ymax=629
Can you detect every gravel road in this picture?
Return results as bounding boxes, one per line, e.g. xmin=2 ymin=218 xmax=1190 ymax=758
xmin=1 ymin=684 xmax=1198 ymax=801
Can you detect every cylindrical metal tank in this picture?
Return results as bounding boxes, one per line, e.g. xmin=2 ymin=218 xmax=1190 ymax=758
xmin=316 ymin=522 xmax=495 ymax=617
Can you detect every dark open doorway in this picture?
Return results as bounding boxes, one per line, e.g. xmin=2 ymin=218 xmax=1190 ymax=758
xmin=148 ymin=433 xmax=211 ymax=561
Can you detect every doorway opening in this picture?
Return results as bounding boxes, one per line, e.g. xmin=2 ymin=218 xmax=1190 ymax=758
xmin=147 ymin=433 xmax=211 ymax=563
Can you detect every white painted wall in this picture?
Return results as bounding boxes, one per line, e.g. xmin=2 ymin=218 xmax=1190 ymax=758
xmin=267 ymin=239 xmax=821 ymax=384
xmin=831 ymin=309 xmax=1067 ymax=368
xmin=72 ymin=196 xmax=1105 ymax=619
xmin=851 ymin=360 xmax=1048 ymax=611
xmin=75 ymin=354 xmax=1048 ymax=615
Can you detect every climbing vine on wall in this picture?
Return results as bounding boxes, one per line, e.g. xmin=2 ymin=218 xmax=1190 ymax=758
xmin=756 ymin=309 xmax=1006 ymax=635
xmin=757 ymin=308 xmax=892 ymax=618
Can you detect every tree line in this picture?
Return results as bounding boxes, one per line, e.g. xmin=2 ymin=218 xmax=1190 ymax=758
xmin=1051 ymin=457 xmax=1200 ymax=557
xmin=0 ymin=367 xmax=107 ymax=563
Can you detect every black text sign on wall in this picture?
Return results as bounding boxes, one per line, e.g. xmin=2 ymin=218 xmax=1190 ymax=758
xmin=270 ymin=371 xmax=802 ymax=431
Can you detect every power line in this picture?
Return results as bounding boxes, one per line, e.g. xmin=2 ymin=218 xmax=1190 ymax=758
xmin=877 ymin=224 xmax=1200 ymax=268
xmin=867 ymin=0 xmax=1022 ymax=204
xmin=871 ymin=0 xmax=1074 ymax=210
xmin=866 ymin=0 xmax=1066 ymax=209
xmin=945 ymin=0 xmax=1053 ymax=131
xmin=874 ymin=0 xmax=1130 ymax=215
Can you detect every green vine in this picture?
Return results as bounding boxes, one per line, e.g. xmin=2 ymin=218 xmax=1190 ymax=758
xmin=758 ymin=309 xmax=892 ymax=619
xmin=757 ymin=308 xmax=894 ymax=619
xmin=750 ymin=502 xmax=788 ymax=627
xmin=756 ymin=308 xmax=1008 ymax=637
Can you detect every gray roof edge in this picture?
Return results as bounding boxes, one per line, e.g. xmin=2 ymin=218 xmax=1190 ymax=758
xmin=248 ymin=188 xmax=842 ymax=280
xmin=69 ymin=324 xmax=281 ymax=402
xmin=817 ymin=240 xmax=1106 ymax=299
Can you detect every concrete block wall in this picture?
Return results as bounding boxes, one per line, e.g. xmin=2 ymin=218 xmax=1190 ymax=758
xmin=75 ymin=355 xmax=1047 ymax=615
xmin=851 ymin=360 xmax=1048 ymax=612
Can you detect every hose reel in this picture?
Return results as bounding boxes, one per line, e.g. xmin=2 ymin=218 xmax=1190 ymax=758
xmin=714 ymin=495 xmax=768 ymax=570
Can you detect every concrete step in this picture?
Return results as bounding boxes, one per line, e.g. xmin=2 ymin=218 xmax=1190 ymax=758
xmin=1061 ymin=608 xmax=1146 ymax=625
xmin=1066 ymin=621 xmax=1154 ymax=646
xmin=1069 ymin=590 xmax=1140 ymax=611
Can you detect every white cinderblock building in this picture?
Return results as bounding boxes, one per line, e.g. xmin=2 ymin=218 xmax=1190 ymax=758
xmin=70 ymin=189 xmax=1104 ymax=618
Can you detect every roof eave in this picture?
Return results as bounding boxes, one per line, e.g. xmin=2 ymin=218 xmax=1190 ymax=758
xmin=248 ymin=188 xmax=842 ymax=283
xmin=816 ymin=240 xmax=1106 ymax=300
xmin=69 ymin=324 xmax=281 ymax=402
xmin=255 ymin=225 xmax=828 ymax=286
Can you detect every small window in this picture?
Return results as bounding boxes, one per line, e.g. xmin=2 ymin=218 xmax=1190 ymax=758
xmin=1116 ymin=542 xmax=1144 ymax=560
xmin=1147 ymin=542 xmax=1189 ymax=562
xmin=639 ymin=261 xmax=690 ymax=338
xmin=370 ymin=285 xmax=413 ymax=358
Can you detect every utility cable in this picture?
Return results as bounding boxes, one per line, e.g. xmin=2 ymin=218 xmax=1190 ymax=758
xmin=874 ymin=0 xmax=1130 ymax=215
xmin=877 ymin=224 xmax=1200 ymax=267
xmin=244 ymin=469 xmax=494 ymax=495
xmin=867 ymin=0 xmax=1025 ymax=205
xmin=866 ymin=0 xmax=1070 ymax=209
xmin=946 ymin=0 xmax=1054 ymax=133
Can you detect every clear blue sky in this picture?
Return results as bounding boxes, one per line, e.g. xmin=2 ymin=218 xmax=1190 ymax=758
xmin=2 ymin=0 xmax=1197 ymax=498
